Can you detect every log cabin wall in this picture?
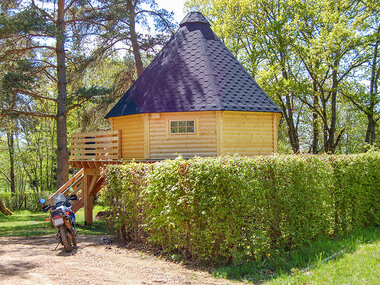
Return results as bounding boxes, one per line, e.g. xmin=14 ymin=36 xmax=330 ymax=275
xmin=221 ymin=111 xmax=280 ymax=155
xmin=109 ymin=114 xmax=145 ymax=159
xmin=108 ymin=111 xmax=281 ymax=160
xmin=148 ymin=111 xmax=218 ymax=159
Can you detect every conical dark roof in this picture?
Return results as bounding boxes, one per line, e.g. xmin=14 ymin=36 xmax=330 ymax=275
xmin=105 ymin=12 xmax=281 ymax=118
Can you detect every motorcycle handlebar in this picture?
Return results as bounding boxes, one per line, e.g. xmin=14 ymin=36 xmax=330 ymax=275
xmin=42 ymin=194 xmax=77 ymax=213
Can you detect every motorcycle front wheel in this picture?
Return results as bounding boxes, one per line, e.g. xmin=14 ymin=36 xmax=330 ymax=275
xmin=59 ymin=225 xmax=72 ymax=252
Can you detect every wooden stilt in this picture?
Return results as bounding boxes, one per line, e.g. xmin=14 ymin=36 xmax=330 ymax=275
xmin=83 ymin=168 xmax=101 ymax=225
xmin=83 ymin=170 xmax=93 ymax=225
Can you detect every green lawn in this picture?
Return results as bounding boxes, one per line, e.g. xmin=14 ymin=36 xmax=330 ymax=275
xmin=213 ymin=227 xmax=380 ymax=284
xmin=0 ymin=205 xmax=109 ymax=237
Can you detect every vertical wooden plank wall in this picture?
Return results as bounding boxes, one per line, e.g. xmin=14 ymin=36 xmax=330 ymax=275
xmin=109 ymin=114 xmax=145 ymax=159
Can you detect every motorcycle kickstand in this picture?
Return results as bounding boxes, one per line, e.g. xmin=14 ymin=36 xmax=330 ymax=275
xmin=53 ymin=233 xmax=60 ymax=250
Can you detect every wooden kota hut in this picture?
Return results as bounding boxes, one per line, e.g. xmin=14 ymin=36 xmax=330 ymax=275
xmin=53 ymin=12 xmax=282 ymax=224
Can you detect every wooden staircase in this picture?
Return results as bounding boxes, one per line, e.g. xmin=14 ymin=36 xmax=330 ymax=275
xmin=54 ymin=130 xmax=123 ymax=225
xmin=49 ymin=168 xmax=105 ymax=224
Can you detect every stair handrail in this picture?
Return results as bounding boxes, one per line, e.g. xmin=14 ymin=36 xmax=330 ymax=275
xmin=49 ymin=168 xmax=84 ymax=204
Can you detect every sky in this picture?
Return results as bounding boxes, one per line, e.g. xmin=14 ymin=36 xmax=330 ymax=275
xmin=155 ymin=0 xmax=187 ymax=23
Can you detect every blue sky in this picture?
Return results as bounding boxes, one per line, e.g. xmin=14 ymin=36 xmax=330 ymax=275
xmin=155 ymin=0 xmax=186 ymax=23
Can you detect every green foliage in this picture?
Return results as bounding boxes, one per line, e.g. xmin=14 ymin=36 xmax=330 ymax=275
xmin=0 ymin=5 xmax=54 ymax=36
xmin=214 ymin=227 xmax=380 ymax=283
xmin=103 ymin=153 xmax=380 ymax=265
xmin=185 ymin=0 xmax=380 ymax=152
xmin=0 ymin=190 xmax=51 ymax=212
xmin=102 ymin=162 xmax=151 ymax=241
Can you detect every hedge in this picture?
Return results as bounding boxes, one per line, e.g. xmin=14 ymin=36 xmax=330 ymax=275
xmin=0 ymin=190 xmax=51 ymax=212
xmin=103 ymin=153 xmax=380 ymax=265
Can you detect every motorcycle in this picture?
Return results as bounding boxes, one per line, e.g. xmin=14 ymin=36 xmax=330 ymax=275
xmin=40 ymin=193 xmax=78 ymax=252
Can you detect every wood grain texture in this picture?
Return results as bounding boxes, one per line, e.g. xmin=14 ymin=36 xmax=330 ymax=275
xmin=221 ymin=111 xmax=279 ymax=155
xmin=107 ymin=111 xmax=280 ymax=160
xmin=109 ymin=114 xmax=145 ymax=159
xmin=149 ymin=111 xmax=217 ymax=159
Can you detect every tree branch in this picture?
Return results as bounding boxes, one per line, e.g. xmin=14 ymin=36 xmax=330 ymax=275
xmin=14 ymin=89 xmax=57 ymax=102
xmin=0 ymin=111 xmax=56 ymax=119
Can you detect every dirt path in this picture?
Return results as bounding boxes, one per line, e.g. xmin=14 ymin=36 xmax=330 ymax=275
xmin=0 ymin=235 xmax=242 ymax=285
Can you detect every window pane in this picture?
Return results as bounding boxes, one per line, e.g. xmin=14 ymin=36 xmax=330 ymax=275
xmin=170 ymin=127 xmax=177 ymax=133
xmin=179 ymin=121 xmax=186 ymax=127
xmin=179 ymin=127 xmax=186 ymax=133
xmin=187 ymin=126 xmax=194 ymax=133
xmin=171 ymin=121 xmax=178 ymax=128
xmin=187 ymin=121 xmax=194 ymax=127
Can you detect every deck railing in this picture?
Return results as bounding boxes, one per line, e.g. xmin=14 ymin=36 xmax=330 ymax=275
xmin=70 ymin=130 xmax=121 ymax=161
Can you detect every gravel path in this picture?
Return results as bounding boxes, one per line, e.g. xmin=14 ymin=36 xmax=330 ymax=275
xmin=0 ymin=235 xmax=241 ymax=285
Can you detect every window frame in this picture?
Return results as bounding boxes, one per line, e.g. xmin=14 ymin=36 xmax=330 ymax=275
xmin=169 ymin=120 xmax=196 ymax=135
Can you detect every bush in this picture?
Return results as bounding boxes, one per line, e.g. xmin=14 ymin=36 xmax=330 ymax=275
xmin=0 ymin=190 xmax=51 ymax=212
xmin=103 ymin=153 xmax=380 ymax=265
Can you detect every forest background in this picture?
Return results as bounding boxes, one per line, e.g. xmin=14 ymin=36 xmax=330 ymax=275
xmin=0 ymin=0 xmax=378 ymax=205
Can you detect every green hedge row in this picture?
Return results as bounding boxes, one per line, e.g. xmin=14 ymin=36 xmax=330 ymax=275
xmin=103 ymin=153 xmax=380 ymax=264
xmin=0 ymin=191 xmax=50 ymax=212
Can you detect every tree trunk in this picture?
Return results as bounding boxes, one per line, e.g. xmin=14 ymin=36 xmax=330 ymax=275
xmin=55 ymin=0 xmax=69 ymax=189
xmin=326 ymin=58 xmax=339 ymax=153
xmin=279 ymin=68 xmax=300 ymax=153
xmin=311 ymin=84 xmax=319 ymax=153
xmin=366 ymin=28 xmax=379 ymax=145
xmin=7 ymin=130 xmax=16 ymax=195
xmin=365 ymin=114 xmax=376 ymax=145
xmin=276 ymin=93 xmax=300 ymax=153
xmin=127 ymin=0 xmax=144 ymax=76
xmin=0 ymin=198 xmax=13 ymax=215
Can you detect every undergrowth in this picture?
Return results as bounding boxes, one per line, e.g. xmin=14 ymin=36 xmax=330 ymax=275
xmin=213 ymin=226 xmax=380 ymax=284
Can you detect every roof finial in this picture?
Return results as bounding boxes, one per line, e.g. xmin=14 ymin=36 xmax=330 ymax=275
xmin=179 ymin=11 xmax=210 ymax=27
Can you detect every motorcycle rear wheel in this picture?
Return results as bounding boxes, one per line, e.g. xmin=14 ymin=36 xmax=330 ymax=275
xmin=72 ymin=232 xmax=77 ymax=246
xmin=59 ymin=225 xmax=73 ymax=252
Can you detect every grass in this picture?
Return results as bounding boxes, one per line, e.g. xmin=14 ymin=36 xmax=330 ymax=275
xmin=0 ymin=205 xmax=109 ymax=237
xmin=213 ymin=227 xmax=380 ymax=284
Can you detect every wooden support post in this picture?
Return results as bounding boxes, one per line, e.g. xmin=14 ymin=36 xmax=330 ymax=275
xmin=83 ymin=170 xmax=95 ymax=225
xmin=143 ymin=114 xmax=150 ymax=159
xmin=273 ymin=113 xmax=280 ymax=153
xmin=216 ymin=111 xmax=224 ymax=156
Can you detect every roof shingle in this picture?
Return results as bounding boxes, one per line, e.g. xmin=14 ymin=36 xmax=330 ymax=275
xmin=105 ymin=12 xmax=281 ymax=118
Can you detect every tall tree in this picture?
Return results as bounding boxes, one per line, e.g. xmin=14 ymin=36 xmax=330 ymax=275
xmin=341 ymin=1 xmax=379 ymax=146
xmin=0 ymin=0 xmax=108 ymax=187
xmin=76 ymin=0 xmax=175 ymax=76
xmin=0 ymin=0 xmax=175 ymax=188
xmin=185 ymin=0 xmax=377 ymax=153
